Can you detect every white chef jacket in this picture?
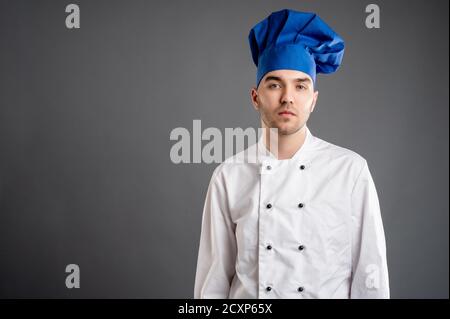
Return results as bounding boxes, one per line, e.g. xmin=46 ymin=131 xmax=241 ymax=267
xmin=194 ymin=126 xmax=389 ymax=299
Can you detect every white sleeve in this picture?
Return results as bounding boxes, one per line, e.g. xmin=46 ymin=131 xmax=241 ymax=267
xmin=194 ymin=167 xmax=237 ymax=299
xmin=350 ymin=160 xmax=390 ymax=298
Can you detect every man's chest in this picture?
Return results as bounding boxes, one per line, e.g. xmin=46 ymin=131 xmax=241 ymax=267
xmin=225 ymin=155 xmax=356 ymax=224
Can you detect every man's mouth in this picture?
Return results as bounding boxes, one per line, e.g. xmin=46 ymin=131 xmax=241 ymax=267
xmin=278 ymin=111 xmax=296 ymax=116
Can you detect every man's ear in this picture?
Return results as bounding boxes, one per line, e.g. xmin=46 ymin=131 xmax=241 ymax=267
xmin=310 ymin=90 xmax=319 ymax=113
xmin=251 ymin=87 xmax=259 ymax=110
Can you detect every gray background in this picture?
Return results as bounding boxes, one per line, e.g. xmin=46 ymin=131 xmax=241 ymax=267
xmin=0 ymin=0 xmax=448 ymax=298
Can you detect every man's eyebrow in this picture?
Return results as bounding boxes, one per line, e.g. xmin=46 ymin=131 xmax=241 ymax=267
xmin=294 ymin=77 xmax=312 ymax=84
xmin=264 ymin=76 xmax=312 ymax=84
xmin=264 ymin=76 xmax=283 ymax=82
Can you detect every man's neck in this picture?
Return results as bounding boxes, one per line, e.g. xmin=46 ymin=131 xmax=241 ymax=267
xmin=263 ymin=125 xmax=307 ymax=160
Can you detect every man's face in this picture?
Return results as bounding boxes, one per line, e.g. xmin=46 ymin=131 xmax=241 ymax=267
xmin=251 ymin=69 xmax=318 ymax=135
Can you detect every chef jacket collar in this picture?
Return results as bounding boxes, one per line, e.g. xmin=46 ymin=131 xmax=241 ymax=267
xmin=257 ymin=126 xmax=313 ymax=165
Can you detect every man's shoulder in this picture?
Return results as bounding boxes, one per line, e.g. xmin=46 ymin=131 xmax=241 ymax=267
xmin=311 ymin=134 xmax=367 ymax=169
xmin=209 ymin=143 xmax=259 ymax=179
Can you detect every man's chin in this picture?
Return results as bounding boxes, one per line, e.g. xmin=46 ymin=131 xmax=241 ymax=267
xmin=278 ymin=126 xmax=302 ymax=135
xmin=264 ymin=119 xmax=303 ymax=136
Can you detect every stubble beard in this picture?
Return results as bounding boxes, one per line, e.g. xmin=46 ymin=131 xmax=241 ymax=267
xmin=262 ymin=114 xmax=303 ymax=136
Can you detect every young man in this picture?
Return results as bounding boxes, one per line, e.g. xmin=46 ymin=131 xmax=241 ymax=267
xmin=194 ymin=9 xmax=389 ymax=299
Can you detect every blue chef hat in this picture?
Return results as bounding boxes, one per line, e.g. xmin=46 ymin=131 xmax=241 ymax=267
xmin=248 ymin=9 xmax=345 ymax=87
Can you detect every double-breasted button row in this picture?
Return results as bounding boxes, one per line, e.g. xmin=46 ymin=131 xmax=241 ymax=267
xmin=265 ymin=286 xmax=305 ymax=293
xmin=261 ymin=163 xmax=308 ymax=296
xmin=263 ymin=163 xmax=306 ymax=171
xmin=264 ymin=244 xmax=306 ymax=251
xmin=265 ymin=203 xmax=305 ymax=209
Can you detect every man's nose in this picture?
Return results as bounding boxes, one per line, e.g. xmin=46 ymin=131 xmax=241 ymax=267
xmin=280 ymin=86 xmax=294 ymax=105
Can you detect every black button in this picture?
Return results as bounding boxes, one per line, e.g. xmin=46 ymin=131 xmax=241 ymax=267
xmin=266 ymin=286 xmax=272 ymax=292
xmin=298 ymin=286 xmax=304 ymax=292
xmin=266 ymin=203 xmax=272 ymax=209
xmin=298 ymin=203 xmax=304 ymax=208
xmin=298 ymin=245 xmax=305 ymax=251
xmin=266 ymin=245 xmax=272 ymax=250
xmin=266 ymin=165 xmax=272 ymax=170
xmin=300 ymin=165 xmax=305 ymax=170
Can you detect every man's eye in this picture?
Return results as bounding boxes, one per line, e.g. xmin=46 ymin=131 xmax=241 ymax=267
xmin=269 ymin=83 xmax=280 ymax=88
xmin=297 ymin=85 xmax=307 ymax=90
